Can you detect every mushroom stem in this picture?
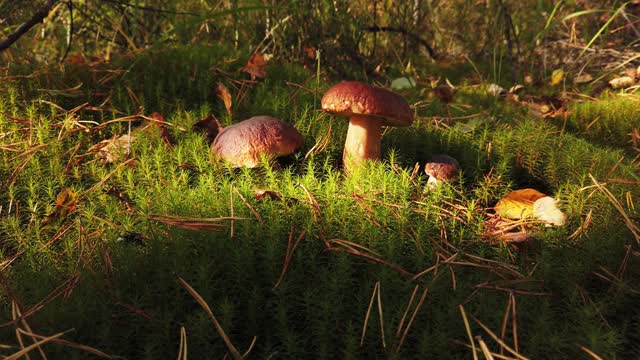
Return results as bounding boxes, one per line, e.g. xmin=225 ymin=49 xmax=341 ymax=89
xmin=343 ymin=115 xmax=383 ymax=171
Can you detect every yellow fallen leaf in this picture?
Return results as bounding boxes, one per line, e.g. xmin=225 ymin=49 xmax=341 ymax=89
xmin=495 ymin=188 xmax=567 ymax=226
xmin=549 ymin=68 xmax=564 ymax=86
xmin=495 ymin=188 xmax=546 ymax=220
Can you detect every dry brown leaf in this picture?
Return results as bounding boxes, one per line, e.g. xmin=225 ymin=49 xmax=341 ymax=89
xmin=148 ymin=112 xmax=174 ymax=147
xmin=95 ymin=134 xmax=134 ymax=163
xmin=609 ymin=76 xmax=636 ymax=89
xmin=45 ymin=188 xmax=78 ymax=224
xmin=573 ymin=73 xmax=593 ymax=84
xmin=241 ymin=52 xmax=267 ymax=80
xmin=215 ymin=83 xmax=233 ymax=115
xmin=254 ymin=189 xmax=284 ymax=201
xmin=192 ymin=114 xmax=222 ymax=144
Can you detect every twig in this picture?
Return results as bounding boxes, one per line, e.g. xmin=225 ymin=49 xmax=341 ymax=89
xmin=396 ymin=286 xmax=428 ymax=353
xmin=363 ymin=25 xmax=437 ymax=60
xmin=100 ymin=0 xmax=200 ymax=16
xmin=0 ymin=0 xmax=58 ymax=52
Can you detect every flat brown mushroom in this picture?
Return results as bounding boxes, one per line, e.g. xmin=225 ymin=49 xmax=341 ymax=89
xmin=424 ymin=154 xmax=461 ymax=188
xmin=210 ymin=116 xmax=303 ymax=168
xmin=321 ymin=81 xmax=413 ymax=171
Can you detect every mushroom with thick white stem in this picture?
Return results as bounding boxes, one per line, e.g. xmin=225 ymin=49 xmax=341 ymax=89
xmin=424 ymin=154 xmax=461 ymax=188
xmin=210 ymin=116 xmax=303 ymax=168
xmin=321 ymin=81 xmax=413 ymax=171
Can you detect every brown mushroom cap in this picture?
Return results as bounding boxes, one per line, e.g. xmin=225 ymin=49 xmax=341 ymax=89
xmin=210 ymin=116 xmax=303 ymax=168
xmin=321 ymin=81 xmax=413 ymax=126
xmin=424 ymin=154 xmax=461 ymax=184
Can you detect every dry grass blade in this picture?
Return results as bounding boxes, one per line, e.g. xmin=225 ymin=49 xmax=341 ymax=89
xmin=396 ymin=285 xmax=419 ymax=339
xmin=13 ymin=302 xmax=46 ymax=360
xmin=230 ymin=185 xmax=235 ymax=239
xmin=1 ymin=274 xmax=80 ymax=328
xmin=327 ymin=240 xmax=415 ymax=279
xmin=510 ymin=293 xmax=518 ymax=353
xmin=360 ymin=282 xmax=379 ymax=347
xmin=500 ymin=296 xmax=512 ymax=356
xmin=578 ymin=345 xmax=604 ymax=360
xmin=459 ymin=305 xmax=479 ymax=360
xmin=233 ymin=186 xmax=263 ymax=224
xmin=149 ymin=215 xmax=246 ymax=232
xmin=568 ymin=209 xmax=593 ymax=240
xmin=5 ymin=331 xmax=67 ymax=360
xmin=177 ymin=276 xmax=254 ymax=360
xmin=396 ymin=286 xmax=428 ymax=353
xmin=376 ymin=282 xmax=386 ymax=348
xmin=476 ymin=336 xmax=495 ymax=360
xmin=589 ymin=174 xmax=640 ymax=244
xmin=80 ymin=158 xmax=137 ymax=197
xmin=274 ymin=228 xmax=306 ymax=289
xmin=304 ymin=123 xmax=332 ymax=159
xmin=177 ymin=326 xmax=188 ymax=360
xmin=299 ymin=183 xmax=321 ymax=223
xmin=17 ymin=329 xmax=112 ymax=358
xmin=471 ymin=315 xmax=529 ymax=360
xmin=413 ymin=253 xmax=458 ymax=280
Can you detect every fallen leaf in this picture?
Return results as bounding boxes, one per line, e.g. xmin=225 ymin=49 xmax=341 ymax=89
xmin=609 ymin=76 xmax=636 ymax=89
xmin=495 ymin=189 xmax=566 ymax=226
xmin=241 ymin=52 xmax=267 ymax=80
xmin=573 ymin=73 xmax=593 ymax=84
xmin=215 ymin=83 xmax=233 ymax=115
xmin=391 ymin=77 xmax=416 ymax=90
xmin=254 ymin=189 xmax=284 ymax=201
xmin=487 ymin=83 xmax=506 ymax=97
xmin=45 ymin=188 xmax=78 ymax=224
xmin=495 ymin=188 xmax=546 ymax=220
xmin=93 ymin=134 xmax=134 ymax=163
xmin=549 ymin=68 xmax=564 ymax=86
xmin=148 ymin=112 xmax=175 ymax=147
xmin=192 ymin=114 xmax=222 ymax=144
xmin=303 ymin=46 xmax=316 ymax=60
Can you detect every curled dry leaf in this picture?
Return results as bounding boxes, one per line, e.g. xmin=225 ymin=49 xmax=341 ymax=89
xmin=573 ymin=73 xmax=593 ymax=84
xmin=609 ymin=76 xmax=637 ymax=89
xmin=494 ymin=188 xmax=567 ymax=226
xmin=215 ymin=82 xmax=233 ymax=115
xmin=254 ymin=189 xmax=284 ymax=201
xmin=241 ymin=52 xmax=267 ymax=81
xmin=487 ymin=83 xmax=506 ymax=97
xmin=95 ymin=134 xmax=134 ymax=163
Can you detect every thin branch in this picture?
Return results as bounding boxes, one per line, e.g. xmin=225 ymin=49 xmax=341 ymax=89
xmin=100 ymin=0 xmax=200 ymax=16
xmin=363 ymin=25 xmax=437 ymax=60
xmin=0 ymin=0 xmax=58 ymax=52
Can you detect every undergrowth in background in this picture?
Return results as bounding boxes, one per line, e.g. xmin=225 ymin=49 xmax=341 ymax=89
xmin=1 ymin=0 xmax=640 ymax=359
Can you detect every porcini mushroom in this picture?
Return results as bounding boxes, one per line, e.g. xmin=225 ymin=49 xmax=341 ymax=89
xmin=424 ymin=154 xmax=461 ymax=188
xmin=321 ymin=81 xmax=413 ymax=171
xmin=210 ymin=116 xmax=303 ymax=168
xmin=494 ymin=188 xmax=567 ymax=226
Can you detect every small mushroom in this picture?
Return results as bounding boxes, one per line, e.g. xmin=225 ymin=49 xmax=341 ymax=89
xmin=210 ymin=116 xmax=303 ymax=168
xmin=494 ymin=188 xmax=567 ymax=226
xmin=321 ymin=81 xmax=413 ymax=171
xmin=424 ymin=154 xmax=461 ymax=188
